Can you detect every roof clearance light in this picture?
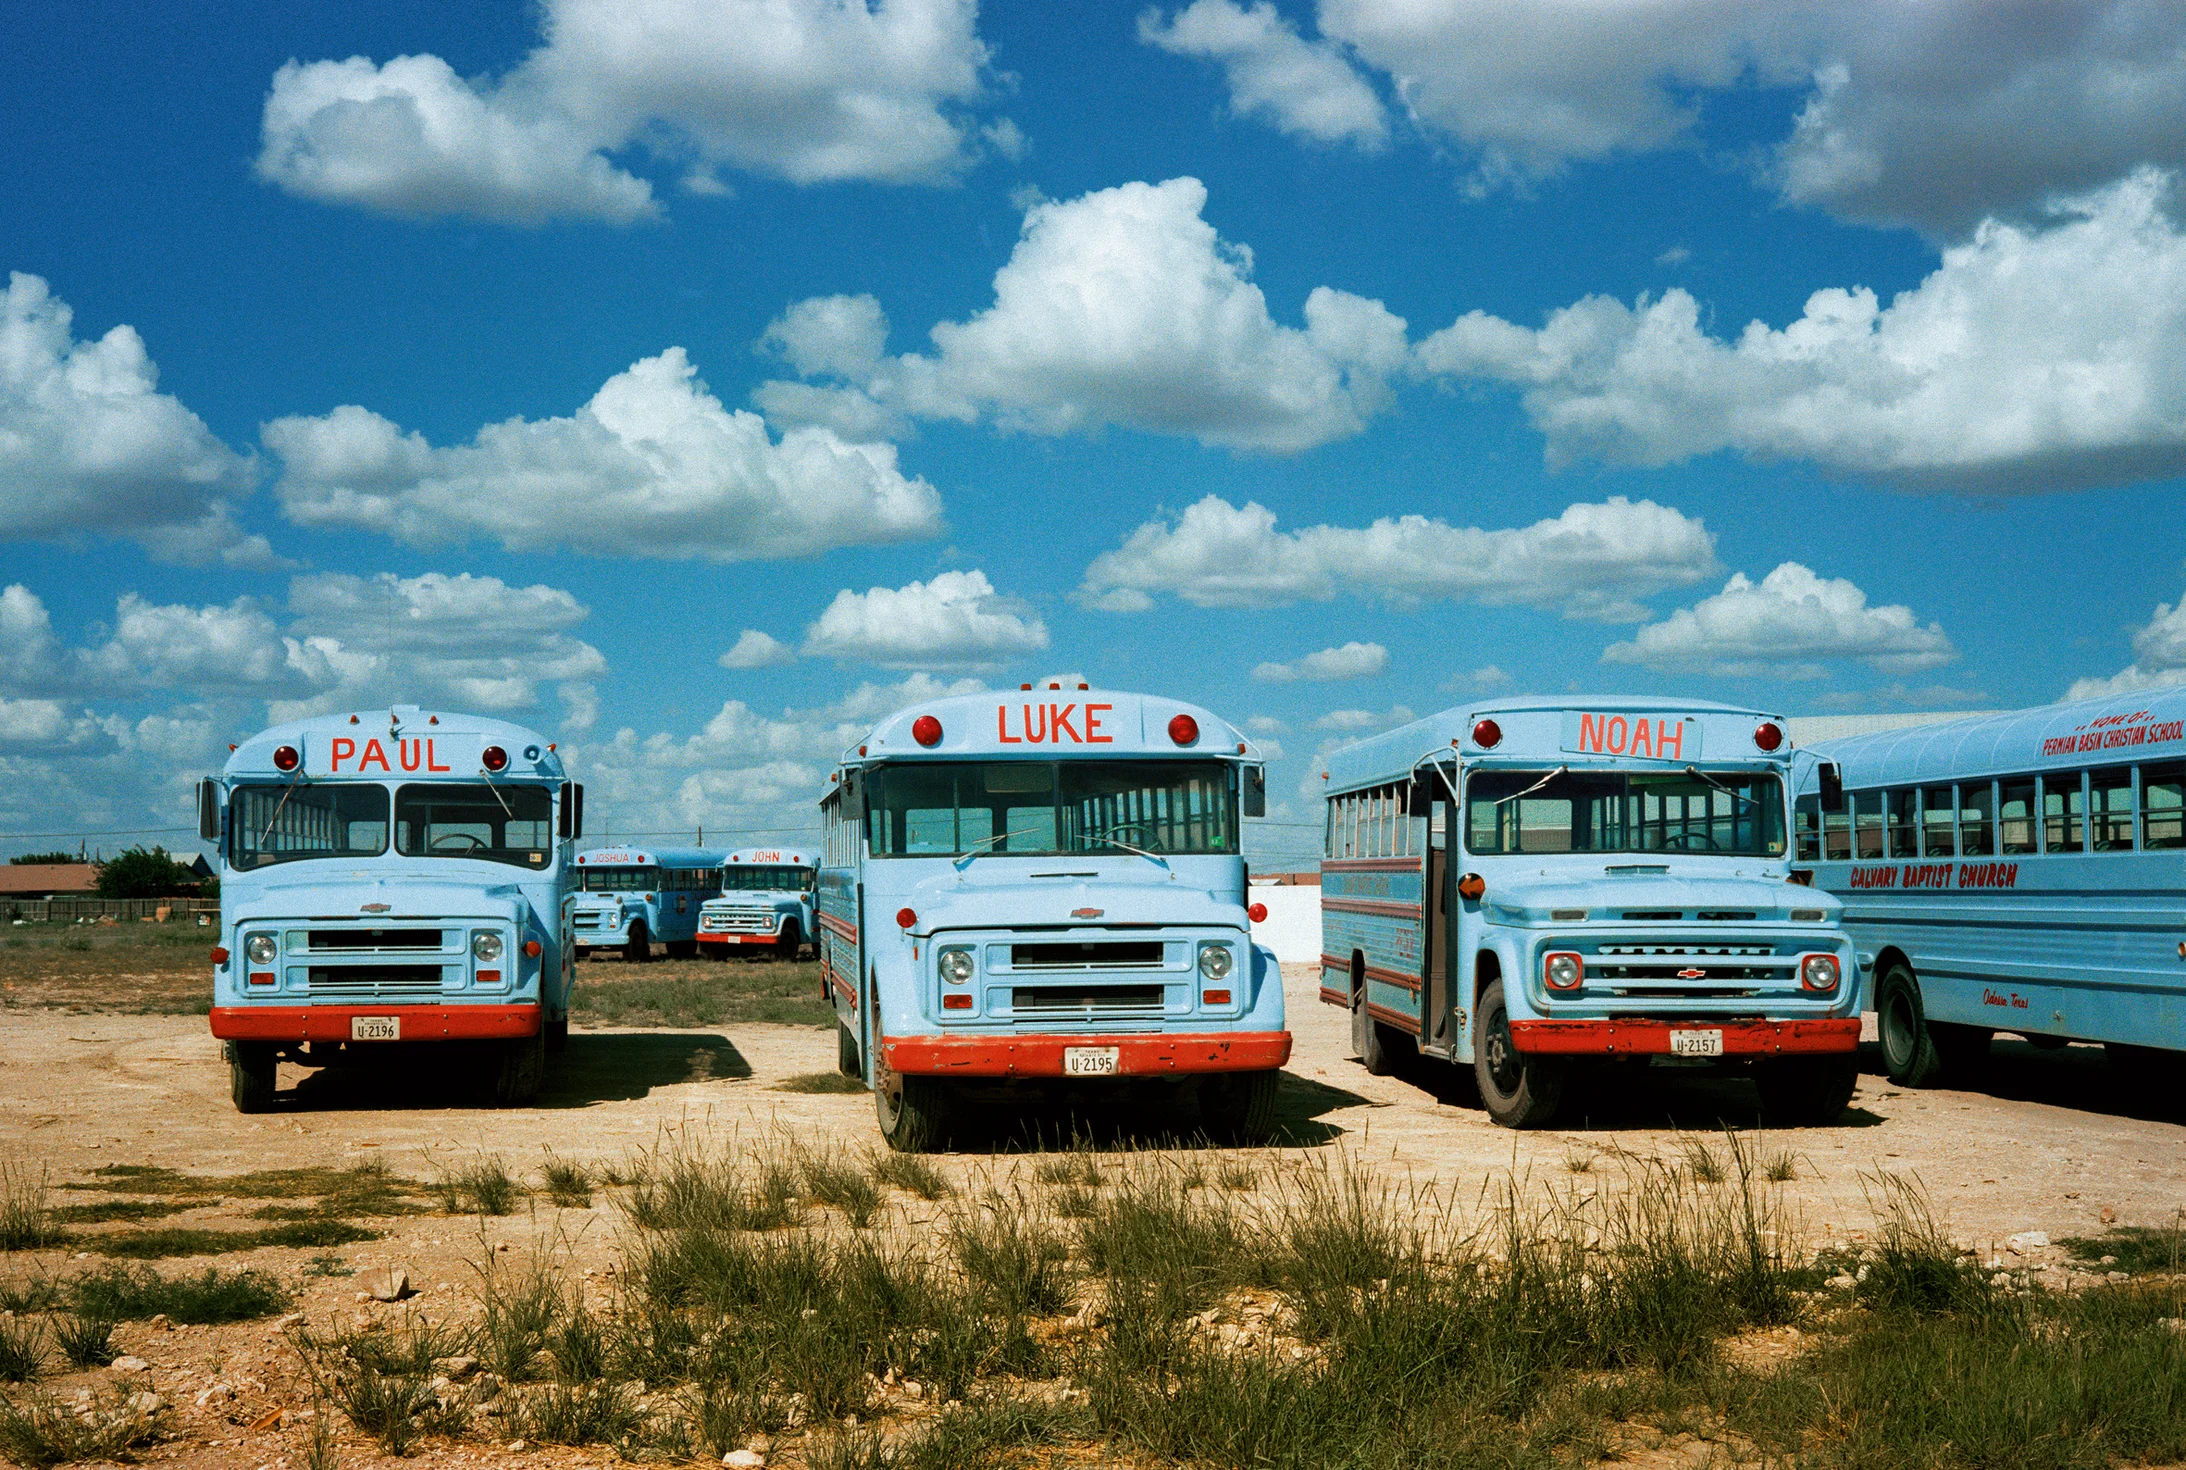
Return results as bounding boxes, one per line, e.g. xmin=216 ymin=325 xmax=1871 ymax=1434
xmin=1754 ymin=721 xmax=1785 ymax=752
xmin=1168 ymin=713 xmax=1199 ymax=746
xmin=1248 ymin=902 xmax=1268 ymax=923
xmin=1471 ymin=719 xmax=1501 ymax=749
xmin=896 ymin=907 xmax=918 ymax=930
xmin=482 ymin=745 xmax=509 ymax=772
xmin=272 ymin=744 xmax=300 ymax=771
xmin=912 ymin=715 xmax=943 ymax=747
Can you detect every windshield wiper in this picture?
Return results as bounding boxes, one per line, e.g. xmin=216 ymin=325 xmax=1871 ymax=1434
xmin=1490 ymin=766 xmax=1568 ymax=809
xmin=952 ymin=825 xmax=1052 ymax=872
xmin=1684 ymin=765 xmax=1761 ymax=810
xmin=1083 ymin=832 xmax=1171 ymax=872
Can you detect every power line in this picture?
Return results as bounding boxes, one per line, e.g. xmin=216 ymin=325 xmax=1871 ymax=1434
xmin=0 ymin=825 xmax=194 ymax=841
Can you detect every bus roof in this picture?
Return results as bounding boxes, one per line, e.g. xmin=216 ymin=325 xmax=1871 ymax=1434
xmin=1322 ymin=695 xmax=1791 ymax=795
xmin=1806 ymin=684 xmax=2186 ymax=789
xmin=222 ymin=706 xmax=564 ymax=781
xmin=834 ymin=687 xmax=1257 ymax=770
xmin=573 ymin=847 xmax=726 ymax=868
xmin=723 ymin=847 xmax=816 ymax=867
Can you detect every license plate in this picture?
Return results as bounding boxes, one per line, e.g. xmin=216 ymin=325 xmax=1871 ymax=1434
xmin=350 ymin=1016 xmax=400 ymax=1042
xmin=1063 ymin=1046 xmax=1120 ymax=1077
xmin=1668 ymin=1029 xmax=1723 ymax=1057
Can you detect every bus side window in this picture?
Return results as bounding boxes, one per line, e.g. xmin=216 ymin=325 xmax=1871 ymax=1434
xmin=2144 ymin=763 xmax=2185 ymax=849
xmin=2042 ymin=773 xmax=2085 ymax=854
xmin=1999 ymin=779 xmax=2037 ymax=854
xmin=1853 ymin=791 xmax=1884 ymax=859
xmin=1794 ymin=794 xmax=1821 ymax=861
xmin=2089 ymin=768 xmax=2134 ymax=850
xmin=1884 ymin=788 xmax=1917 ymax=858
xmin=1823 ymin=791 xmax=1851 ymax=860
xmin=1958 ymin=780 xmax=1995 ymax=856
xmin=1920 ymin=786 xmax=1955 ymax=857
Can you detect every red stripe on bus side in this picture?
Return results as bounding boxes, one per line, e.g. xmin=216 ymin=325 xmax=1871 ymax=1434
xmin=1318 ymin=985 xmax=1346 ymax=1007
xmin=1322 ymin=896 xmax=1422 ymax=918
xmin=1321 ymin=858 xmax=1423 ymax=873
xmin=817 ymin=912 xmax=859 ymax=944
xmin=1365 ymin=1001 xmax=1418 ymax=1034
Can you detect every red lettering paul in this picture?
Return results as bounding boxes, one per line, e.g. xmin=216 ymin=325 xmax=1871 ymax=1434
xmin=328 ymin=736 xmax=449 ymax=773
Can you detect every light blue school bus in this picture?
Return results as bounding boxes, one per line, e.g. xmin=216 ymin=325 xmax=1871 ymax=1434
xmin=1320 ymin=697 xmax=1861 ymax=1128
xmin=698 ymin=847 xmax=817 ymax=959
xmin=1799 ymin=686 xmax=2186 ymax=1097
xmin=817 ymin=683 xmax=1286 ymax=1151
xmin=570 ymin=846 xmax=725 ymax=961
xmin=198 ymin=706 xmax=584 ymax=1112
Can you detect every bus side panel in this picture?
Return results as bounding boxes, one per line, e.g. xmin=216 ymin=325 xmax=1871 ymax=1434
xmin=817 ymin=866 xmax=861 ymax=1034
xmin=1321 ymin=860 xmax=1426 ymax=1034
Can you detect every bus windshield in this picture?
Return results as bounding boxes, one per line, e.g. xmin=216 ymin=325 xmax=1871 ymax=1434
xmin=229 ymin=783 xmax=389 ymax=869
xmin=720 ymin=866 xmax=813 ymax=892
xmin=1466 ymin=769 xmax=1785 ymax=857
xmin=579 ymin=866 xmax=659 ymax=892
xmin=394 ymin=784 xmax=554 ymax=868
xmin=868 ymin=760 xmax=1237 ymax=858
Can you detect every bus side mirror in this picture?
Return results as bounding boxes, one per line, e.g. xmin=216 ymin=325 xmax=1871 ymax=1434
xmin=561 ymin=783 xmax=584 ymax=840
xmin=197 ymin=778 xmax=220 ymax=842
xmin=1241 ymin=765 xmax=1266 ymax=818
xmin=1405 ymin=778 xmax=1433 ymax=818
xmin=1818 ymin=763 xmax=1843 ymax=810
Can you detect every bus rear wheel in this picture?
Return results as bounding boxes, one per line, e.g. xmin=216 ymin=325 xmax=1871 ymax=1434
xmin=872 ymin=1007 xmax=949 ymax=1152
xmin=1877 ymin=963 xmax=1988 ymax=1087
xmin=1197 ymin=1069 xmax=1279 ymax=1145
xmin=1351 ymin=979 xmax=1400 ymax=1075
xmin=1753 ymin=1055 xmax=1859 ymax=1126
xmin=228 ymin=1042 xmax=276 ymax=1113
xmin=623 ymin=924 xmax=650 ymax=965
xmin=777 ymin=920 xmax=803 ymax=960
xmin=1473 ymin=979 xmax=1563 ymax=1128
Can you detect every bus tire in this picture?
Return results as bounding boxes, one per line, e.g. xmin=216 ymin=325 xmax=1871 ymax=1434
xmin=623 ymin=924 xmax=649 ymax=965
xmin=1351 ymin=981 xmax=1398 ymax=1075
xmin=837 ymin=1018 xmax=861 ymax=1078
xmin=872 ymin=1005 xmax=949 ymax=1152
xmin=1473 ymin=979 xmax=1563 ymax=1128
xmin=1752 ymin=1055 xmax=1858 ymax=1126
xmin=1197 ymin=1069 xmax=1279 ymax=1145
xmin=492 ymin=1028 xmax=546 ymax=1106
xmin=1875 ymin=962 xmax=1944 ymax=1087
xmin=228 ymin=1042 xmax=276 ymax=1113
xmin=545 ymin=1012 xmax=569 ymax=1055
xmin=777 ymin=920 xmax=802 ymax=960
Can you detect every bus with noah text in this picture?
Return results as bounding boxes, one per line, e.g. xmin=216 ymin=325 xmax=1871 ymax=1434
xmin=571 ymin=846 xmax=726 ymax=961
xmin=1320 ymin=697 xmax=1861 ymax=1128
xmin=818 ymin=683 xmax=1286 ymax=1151
xmin=698 ymin=847 xmax=817 ymax=958
xmin=200 ymin=706 xmax=583 ymax=1112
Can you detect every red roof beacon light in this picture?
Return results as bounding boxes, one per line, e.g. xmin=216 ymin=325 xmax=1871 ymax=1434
xmin=1471 ymin=718 xmax=1502 ymax=750
xmin=1248 ymin=901 xmax=1269 ymax=923
xmin=1753 ymin=721 xmax=1785 ymax=753
xmin=481 ymin=745 xmax=509 ymax=772
xmin=911 ymin=715 xmax=943 ymax=747
xmin=272 ymin=744 xmax=300 ymax=772
xmin=1168 ymin=713 xmax=1199 ymax=746
xmin=896 ymin=907 xmax=918 ymax=930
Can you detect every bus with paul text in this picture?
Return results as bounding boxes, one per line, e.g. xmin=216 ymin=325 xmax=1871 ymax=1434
xmin=698 ymin=847 xmax=817 ymax=959
xmin=199 ymin=706 xmax=583 ymax=1112
xmin=818 ymin=683 xmax=1286 ymax=1151
xmin=1799 ymin=685 xmax=2185 ymax=1100
xmin=1320 ymin=697 xmax=1861 ymax=1128
xmin=571 ymin=846 xmax=726 ymax=961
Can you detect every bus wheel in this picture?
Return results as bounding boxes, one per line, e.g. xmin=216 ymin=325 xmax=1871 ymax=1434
xmin=777 ymin=920 xmax=803 ymax=960
xmin=228 ymin=1042 xmax=276 ymax=1113
xmin=1753 ymin=1055 xmax=1859 ymax=1126
xmin=545 ymin=1012 xmax=569 ymax=1055
xmin=492 ymin=1028 xmax=546 ymax=1106
xmin=1876 ymin=963 xmax=1988 ymax=1087
xmin=1473 ymin=980 xmax=1563 ymax=1128
xmin=1351 ymin=982 xmax=1397 ymax=1075
xmin=872 ymin=1014 xmax=948 ymax=1152
xmin=837 ymin=1018 xmax=861 ymax=1077
xmin=624 ymin=924 xmax=649 ymax=965
xmin=1197 ymin=1069 xmax=1279 ymax=1145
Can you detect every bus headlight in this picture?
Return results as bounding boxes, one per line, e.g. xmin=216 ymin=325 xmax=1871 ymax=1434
xmin=1197 ymin=944 xmax=1234 ymax=982
xmin=1544 ymin=952 xmax=1584 ymax=990
xmin=472 ymin=930 xmax=505 ymax=963
xmin=1799 ymin=954 xmax=1840 ymax=991
xmin=938 ymin=948 xmax=975 ymax=984
xmin=244 ymin=933 xmax=277 ymax=966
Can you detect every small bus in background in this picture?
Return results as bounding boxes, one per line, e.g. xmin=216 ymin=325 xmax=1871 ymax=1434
xmin=1321 ymin=697 xmax=1860 ymax=1128
xmin=200 ymin=706 xmax=582 ymax=1112
xmin=818 ymin=683 xmax=1286 ymax=1151
xmin=1800 ymin=686 xmax=2186 ymax=1097
xmin=698 ymin=847 xmax=817 ymax=959
xmin=571 ymin=846 xmax=725 ymax=961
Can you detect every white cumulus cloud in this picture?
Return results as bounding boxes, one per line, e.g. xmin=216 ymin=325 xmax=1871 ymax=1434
xmin=2067 ymin=588 xmax=2186 ymax=699
xmin=265 ymin=347 xmax=942 ymax=560
xmin=1417 ymin=170 xmax=2186 ymax=493
xmin=1079 ymin=494 xmax=1717 ymax=619
xmin=718 ymin=630 xmax=796 ymax=670
xmin=1252 ymin=640 xmax=1387 ymax=682
xmin=1313 ymin=704 xmax=1413 ymax=732
xmin=802 ymin=570 xmax=1048 ymax=670
xmin=1140 ymin=1 xmax=1388 ymax=149
xmin=1602 ymin=563 xmax=1957 ymax=679
xmin=758 ymin=177 xmax=1410 ymax=452
xmin=256 ymin=0 xmax=1000 ymax=224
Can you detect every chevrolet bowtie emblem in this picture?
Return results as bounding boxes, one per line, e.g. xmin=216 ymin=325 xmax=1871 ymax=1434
xmin=1071 ymin=907 xmax=1103 ymax=919
xmin=361 ymin=903 xmax=392 ymax=913
xmin=1676 ymin=967 xmax=1706 ymax=979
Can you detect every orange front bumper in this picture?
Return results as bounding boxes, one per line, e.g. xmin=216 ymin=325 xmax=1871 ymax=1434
xmin=1508 ymin=1017 xmax=1859 ymax=1056
xmin=882 ymin=1030 xmax=1292 ymax=1078
xmin=697 ymin=932 xmax=780 ymax=945
xmin=209 ymin=1004 xmax=540 ymax=1042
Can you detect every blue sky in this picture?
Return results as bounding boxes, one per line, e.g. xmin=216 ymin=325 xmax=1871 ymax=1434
xmin=4 ymin=0 xmax=2184 ymax=870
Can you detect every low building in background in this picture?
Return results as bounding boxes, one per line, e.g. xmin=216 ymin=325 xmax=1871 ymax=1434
xmin=0 ymin=863 xmax=100 ymax=899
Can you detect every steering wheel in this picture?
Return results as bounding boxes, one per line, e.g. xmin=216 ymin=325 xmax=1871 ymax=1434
xmin=1658 ymin=831 xmax=1720 ymax=851
xmin=430 ymin=832 xmax=487 ymax=851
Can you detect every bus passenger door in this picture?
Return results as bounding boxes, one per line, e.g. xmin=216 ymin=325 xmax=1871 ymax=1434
xmin=1424 ymin=796 xmax=1453 ymax=1052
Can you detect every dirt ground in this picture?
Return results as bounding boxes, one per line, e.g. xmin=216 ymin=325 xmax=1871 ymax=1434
xmin=1 ymin=957 xmax=2182 ymax=1467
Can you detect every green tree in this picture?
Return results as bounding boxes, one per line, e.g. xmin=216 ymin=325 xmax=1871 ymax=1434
xmin=94 ymin=846 xmax=201 ymax=899
xmin=9 ymin=851 xmax=80 ymax=865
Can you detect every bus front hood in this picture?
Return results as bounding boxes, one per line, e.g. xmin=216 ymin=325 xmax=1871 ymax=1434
xmin=898 ymin=872 xmax=1247 ymax=937
xmin=226 ymin=871 xmax=533 ymax=925
xmin=1477 ymin=870 xmax=1841 ymax=927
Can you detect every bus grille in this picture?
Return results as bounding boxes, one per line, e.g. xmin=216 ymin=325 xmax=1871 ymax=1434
xmin=306 ymin=929 xmax=441 ymax=951
xmin=1011 ymin=941 xmax=1164 ymax=970
xmin=307 ymin=965 xmax=443 ymax=991
xmin=1587 ymin=943 xmax=1792 ymax=991
xmin=1013 ymin=985 xmax=1164 ymax=1011
xmin=703 ymin=908 xmax=776 ymax=933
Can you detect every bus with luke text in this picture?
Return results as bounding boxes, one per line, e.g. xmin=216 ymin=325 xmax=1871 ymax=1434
xmin=1800 ymin=685 xmax=2186 ymax=1099
xmin=199 ymin=706 xmax=583 ymax=1112
xmin=571 ymin=846 xmax=726 ymax=961
xmin=698 ymin=847 xmax=818 ymax=958
xmin=817 ymin=683 xmax=1286 ymax=1151
xmin=1320 ymin=697 xmax=1860 ymax=1128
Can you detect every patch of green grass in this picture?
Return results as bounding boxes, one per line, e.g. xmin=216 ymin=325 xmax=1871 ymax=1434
xmin=571 ymin=958 xmax=832 ymax=1028
xmin=47 ymin=1199 xmax=188 ymax=1225
xmin=0 ymin=1163 xmax=61 ymax=1252
xmin=797 ymin=1144 xmax=883 ymax=1228
xmin=68 ymin=1264 xmax=289 ymax=1324
xmin=77 ymin=1217 xmax=379 ymax=1259
xmin=51 ymin=1315 xmax=115 ymax=1369
xmin=540 ymin=1154 xmax=593 ymax=1209
xmin=0 ymin=1387 xmax=160 ymax=1468
xmin=513 ymin=1381 xmax=642 ymax=1447
xmin=302 ymin=1253 xmax=353 ymax=1278
xmin=0 ymin=1280 xmax=57 ymax=1315
xmin=868 ymin=1150 xmax=951 ymax=1200
xmin=950 ymin=1190 xmax=1070 ymax=1317
xmin=0 ymin=1318 xmax=44 ymax=1382
xmin=66 ymin=1161 xmax=424 ymax=1218
xmin=775 ymin=1071 xmax=867 ymax=1094
xmin=2062 ymin=1219 xmax=2186 ymax=1275
xmin=435 ymin=1156 xmax=518 ymax=1217
xmin=621 ymin=1137 xmax=800 ymax=1234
